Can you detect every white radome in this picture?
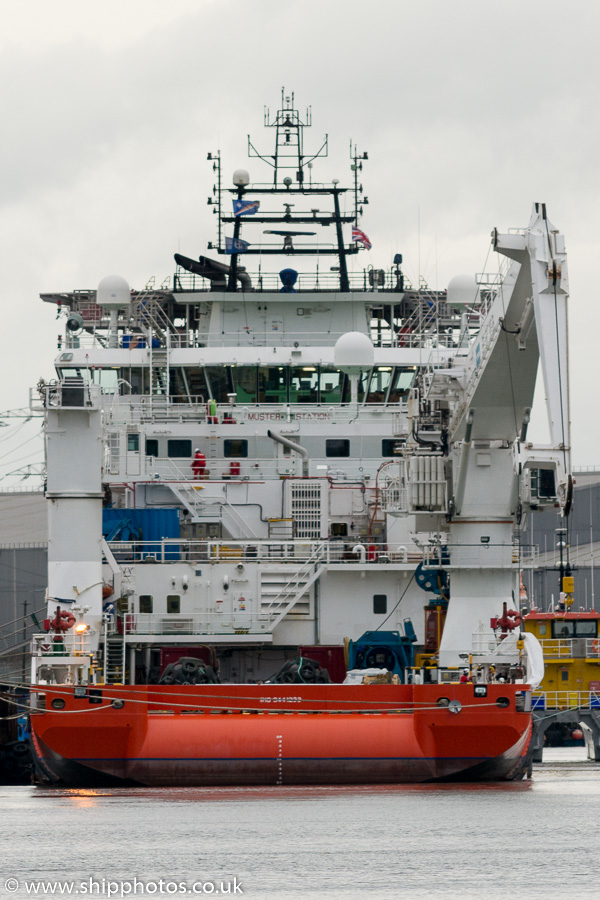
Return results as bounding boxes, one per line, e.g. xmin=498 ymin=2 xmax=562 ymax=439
xmin=447 ymin=274 xmax=478 ymax=308
xmin=233 ymin=168 xmax=250 ymax=187
xmin=96 ymin=275 xmax=131 ymax=310
xmin=334 ymin=331 xmax=375 ymax=374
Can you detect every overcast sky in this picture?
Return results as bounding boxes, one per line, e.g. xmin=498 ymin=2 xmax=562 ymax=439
xmin=1 ymin=0 xmax=599 ymax=481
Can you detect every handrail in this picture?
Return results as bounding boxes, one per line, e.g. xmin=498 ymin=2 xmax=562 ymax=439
xmin=532 ymin=690 xmax=600 ymax=710
xmin=104 ymin=538 xmax=422 ymax=567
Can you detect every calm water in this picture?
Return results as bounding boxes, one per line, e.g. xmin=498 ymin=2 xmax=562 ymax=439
xmin=0 ymin=748 xmax=598 ymax=900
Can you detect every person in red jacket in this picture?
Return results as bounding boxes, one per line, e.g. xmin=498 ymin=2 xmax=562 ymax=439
xmin=191 ymin=448 xmax=206 ymax=480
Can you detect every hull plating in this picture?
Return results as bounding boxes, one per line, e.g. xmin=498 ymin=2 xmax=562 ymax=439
xmin=30 ymin=683 xmax=532 ymax=787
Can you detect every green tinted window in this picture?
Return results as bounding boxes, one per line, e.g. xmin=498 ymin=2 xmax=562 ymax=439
xmin=319 ymin=368 xmax=343 ymax=404
xmin=232 ymin=366 xmax=258 ymax=403
xmin=290 ymin=367 xmax=319 ymax=403
xmin=258 ymin=367 xmax=287 ymax=404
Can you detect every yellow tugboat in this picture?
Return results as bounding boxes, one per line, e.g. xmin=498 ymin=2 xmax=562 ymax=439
xmin=524 ymin=573 xmax=600 ymax=757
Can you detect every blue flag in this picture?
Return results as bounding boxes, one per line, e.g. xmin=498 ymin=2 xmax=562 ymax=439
xmin=233 ymin=199 xmax=260 ymax=217
xmin=225 ymin=236 xmax=250 ymax=254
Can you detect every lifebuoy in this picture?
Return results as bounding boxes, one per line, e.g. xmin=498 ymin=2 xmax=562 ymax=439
xmin=592 ymin=639 xmax=599 ymax=653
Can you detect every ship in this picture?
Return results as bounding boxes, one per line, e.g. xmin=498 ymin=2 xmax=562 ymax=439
xmin=27 ymin=90 xmax=573 ymax=786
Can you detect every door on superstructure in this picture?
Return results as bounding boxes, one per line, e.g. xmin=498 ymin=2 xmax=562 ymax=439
xmin=126 ymin=431 xmax=141 ymax=476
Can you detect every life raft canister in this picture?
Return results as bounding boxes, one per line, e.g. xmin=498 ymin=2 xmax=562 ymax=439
xmin=207 ymin=399 xmax=218 ymax=423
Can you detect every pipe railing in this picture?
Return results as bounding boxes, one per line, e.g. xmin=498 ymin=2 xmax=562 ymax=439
xmin=104 ymin=538 xmax=422 ymax=566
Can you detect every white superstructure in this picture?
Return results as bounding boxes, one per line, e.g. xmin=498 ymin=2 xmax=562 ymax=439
xmin=30 ymin=93 xmax=571 ymax=686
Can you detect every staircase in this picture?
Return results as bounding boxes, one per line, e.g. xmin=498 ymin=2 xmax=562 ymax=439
xmin=133 ymin=292 xmax=174 ymax=344
xmin=169 ymin=482 xmax=207 ymax=521
xmin=260 ymin=550 xmax=325 ymax=627
xmin=104 ymin=634 xmax=126 ymax=684
xmin=167 ymin=482 xmax=257 ymax=537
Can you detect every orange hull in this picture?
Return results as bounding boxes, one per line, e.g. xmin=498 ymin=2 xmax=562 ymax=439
xmin=30 ymin=683 xmax=533 ymax=786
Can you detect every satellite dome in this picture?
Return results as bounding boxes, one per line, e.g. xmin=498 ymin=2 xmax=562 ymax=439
xmin=334 ymin=332 xmax=375 ymax=374
xmin=233 ymin=169 xmax=250 ymax=187
xmin=96 ymin=275 xmax=131 ymax=310
xmin=447 ymin=274 xmax=478 ymax=308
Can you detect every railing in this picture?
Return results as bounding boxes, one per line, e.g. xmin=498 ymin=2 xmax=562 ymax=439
xmin=65 ymin=326 xmax=473 ymax=352
xmin=103 ymin=395 xmax=408 ymax=427
xmin=30 ymin=381 xmax=102 ymax=412
xmin=124 ymin=612 xmax=271 ymax=637
xmin=143 ymin=457 xmax=359 ymax=481
xmin=30 ymin=630 xmax=94 ymax=659
xmin=536 ymin=638 xmax=600 ymax=659
xmin=420 ymin=543 xmax=539 ymax=569
xmin=532 ymin=691 xmax=600 ymax=710
xmin=104 ymin=538 xmax=422 ymax=566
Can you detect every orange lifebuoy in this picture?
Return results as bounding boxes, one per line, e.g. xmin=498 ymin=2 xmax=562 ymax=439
xmin=592 ymin=639 xmax=600 ymax=653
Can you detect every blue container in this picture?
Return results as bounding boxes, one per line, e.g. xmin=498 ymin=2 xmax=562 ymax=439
xmin=102 ymin=508 xmax=180 ymax=559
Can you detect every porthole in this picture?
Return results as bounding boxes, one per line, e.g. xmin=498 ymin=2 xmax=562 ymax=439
xmin=51 ymin=698 xmax=66 ymax=710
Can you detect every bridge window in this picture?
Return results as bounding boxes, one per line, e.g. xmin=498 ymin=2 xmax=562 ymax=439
xmin=206 ymin=366 xmax=233 ymax=404
xmin=146 ymin=439 xmax=159 ymax=457
xmin=575 ymin=620 xmax=597 ymax=637
xmin=319 ymin=368 xmax=343 ymax=404
xmin=341 ymin=371 xmax=367 ymax=404
xmin=139 ymin=595 xmax=153 ymax=614
xmin=290 ymin=367 xmax=319 ymax=403
xmin=552 ymin=620 xmax=574 ymax=639
xmin=366 ymin=367 xmax=393 ymax=403
xmin=326 ymin=439 xmax=350 ymax=458
xmin=389 ymin=367 xmax=416 ymax=403
xmin=90 ymin=368 xmax=119 ymax=394
xmin=233 ymin=366 xmax=258 ymax=404
xmin=259 ymin=367 xmax=287 ymax=404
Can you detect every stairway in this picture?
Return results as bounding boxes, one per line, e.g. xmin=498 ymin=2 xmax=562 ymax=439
xmin=260 ymin=554 xmax=324 ymax=625
xmin=104 ymin=635 xmax=125 ymax=684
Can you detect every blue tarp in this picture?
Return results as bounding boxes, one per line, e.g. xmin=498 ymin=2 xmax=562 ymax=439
xmin=102 ymin=508 xmax=180 ymax=560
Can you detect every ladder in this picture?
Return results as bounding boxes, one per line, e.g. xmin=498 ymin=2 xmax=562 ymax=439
xmin=104 ymin=634 xmax=126 ymax=684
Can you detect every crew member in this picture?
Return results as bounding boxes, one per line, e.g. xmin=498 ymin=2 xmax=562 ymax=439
xmin=191 ymin=448 xmax=206 ymax=480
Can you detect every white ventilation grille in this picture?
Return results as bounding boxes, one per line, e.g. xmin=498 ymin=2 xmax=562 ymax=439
xmin=288 ymin=480 xmax=323 ymax=539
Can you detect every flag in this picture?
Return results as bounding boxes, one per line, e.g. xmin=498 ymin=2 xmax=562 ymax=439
xmin=352 ymin=226 xmax=372 ymax=250
xmin=225 ymin=236 xmax=250 ymax=254
xmin=233 ymin=199 xmax=260 ymax=216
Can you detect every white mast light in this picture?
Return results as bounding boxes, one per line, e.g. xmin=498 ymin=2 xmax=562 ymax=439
xmin=233 ymin=169 xmax=250 ymax=187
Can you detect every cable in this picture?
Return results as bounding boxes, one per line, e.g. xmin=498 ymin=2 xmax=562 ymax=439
xmin=374 ymin=570 xmax=416 ymax=631
xmin=0 ymin=688 xmax=522 ymax=718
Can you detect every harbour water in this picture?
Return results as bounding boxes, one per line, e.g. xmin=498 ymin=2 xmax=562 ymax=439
xmin=1 ymin=748 xmax=597 ymax=900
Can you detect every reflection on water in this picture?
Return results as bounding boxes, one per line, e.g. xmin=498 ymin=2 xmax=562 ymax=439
xmin=1 ymin=750 xmax=598 ymax=900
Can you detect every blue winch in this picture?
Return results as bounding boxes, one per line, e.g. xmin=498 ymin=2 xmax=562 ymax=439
xmin=348 ymin=623 xmax=417 ymax=680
